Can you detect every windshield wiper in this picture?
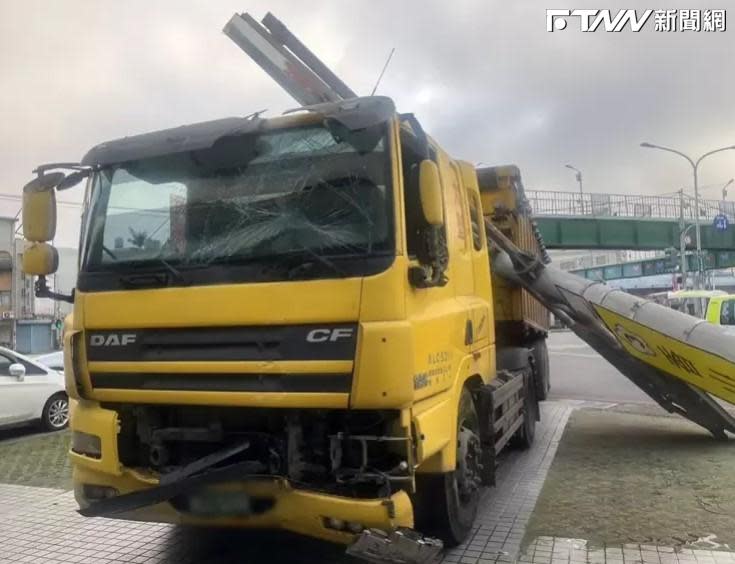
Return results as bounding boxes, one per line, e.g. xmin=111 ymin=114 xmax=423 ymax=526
xmin=118 ymin=271 xmax=170 ymax=288
xmin=282 ymin=247 xmax=347 ymax=280
xmin=157 ymin=257 xmax=185 ymax=283
xmin=117 ymin=257 xmax=186 ymax=288
xmin=102 ymin=245 xmax=118 ymax=261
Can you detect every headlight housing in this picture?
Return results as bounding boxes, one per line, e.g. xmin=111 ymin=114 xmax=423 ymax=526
xmin=72 ymin=430 xmax=101 ymax=459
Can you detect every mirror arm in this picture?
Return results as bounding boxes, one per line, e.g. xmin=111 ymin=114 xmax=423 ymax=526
xmin=408 ymin=264 xmax=448 ymax=288
xmin=408 ymin=228 xmax=449 ymax=289
xmin=399 ymin=113 xmax=429 ymax=159
xmin=34 ymin=276 xmax=74 ymax=304
xmin=32 ymin=162 xmax=90 ymax=175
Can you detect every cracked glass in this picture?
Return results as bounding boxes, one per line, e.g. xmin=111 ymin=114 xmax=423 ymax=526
xmin=81 ymin=122 xmax=394 ymax=286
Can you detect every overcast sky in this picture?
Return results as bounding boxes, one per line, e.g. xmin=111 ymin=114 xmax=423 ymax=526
xmin=1 ymin=0 xmax=733 ymax=246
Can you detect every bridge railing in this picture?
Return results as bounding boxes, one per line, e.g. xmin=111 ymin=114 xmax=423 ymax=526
xmin=526 ymin=190 xmax=733 ymax=220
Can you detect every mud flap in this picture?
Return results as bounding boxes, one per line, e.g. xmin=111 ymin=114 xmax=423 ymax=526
xmin=486 ymin=220 xmax=735 ymax=439
xmin=347 ymin=527 xmax=443 ymax=564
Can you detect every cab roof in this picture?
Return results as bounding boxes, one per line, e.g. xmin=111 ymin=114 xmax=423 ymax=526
xmin=81 ymin=96 xmax=395 ymax=167
xmin=667 ymin=290 xmax=728 ymax=299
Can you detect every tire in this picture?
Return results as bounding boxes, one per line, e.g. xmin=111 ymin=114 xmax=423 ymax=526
xmin=513 ymin=374 xmax=537 ymax=449
xmin=532 ymin=339 xmax=550 ymax=401
xmin=41 ymin=393 xmax=69 ymax=431
xmin=415 ymin=387 xmax=482 ymax=546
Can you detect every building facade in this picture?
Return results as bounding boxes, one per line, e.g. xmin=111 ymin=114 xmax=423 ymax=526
xmin=0 ymin=215 xmax=78 ymax=352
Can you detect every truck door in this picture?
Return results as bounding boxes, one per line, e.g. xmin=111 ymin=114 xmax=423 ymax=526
xmin=401 ymin=133 xmax=467 ymax=399
xmin=442 ymin=158 xmax=474 ymax=298
xmin=438 ymin=157 xmax=478 ymax=353
xmin=459 ymin=163 xmax=492 ymax=350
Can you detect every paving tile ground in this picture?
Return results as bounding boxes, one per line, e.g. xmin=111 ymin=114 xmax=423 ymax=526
xmin=0 ymin=429 xmax=71 ymax=489
xmin=0 ymin=402 xmax=572 ymax=563
xmin=519 ymin=537 xmax=735 ymax=564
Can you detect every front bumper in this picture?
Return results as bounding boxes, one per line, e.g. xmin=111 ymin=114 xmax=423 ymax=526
xmin=70 ymin=401 xmax=413 ymax=544
xmin=73 ymin=465 xmax=413 ymax=544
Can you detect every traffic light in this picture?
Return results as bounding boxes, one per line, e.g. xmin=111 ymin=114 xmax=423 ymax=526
xmin=664 ymin=247 xmax=679 ymax=269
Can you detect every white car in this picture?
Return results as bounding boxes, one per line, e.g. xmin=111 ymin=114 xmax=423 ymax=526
xmin=0 ymin=347 xmax=69 ymax=431
xmin=33 ymin=350 xmax=65 ymax=374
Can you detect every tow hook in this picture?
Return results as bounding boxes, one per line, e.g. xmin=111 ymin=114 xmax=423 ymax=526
xmin=346 ymin=527 xmax=443 ymax=564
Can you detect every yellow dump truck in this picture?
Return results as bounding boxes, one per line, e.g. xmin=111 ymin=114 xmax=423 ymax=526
xmin=477 ymin=166 xmax=551 ymax=398
xmin=20 ymin=96 xmax=549 ymax=559
xmin=21 ymin=11 xmax=735 ymax=563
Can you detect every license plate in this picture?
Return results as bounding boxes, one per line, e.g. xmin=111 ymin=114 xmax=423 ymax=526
xmin=185 ymin=489 xmax=252 ymax=517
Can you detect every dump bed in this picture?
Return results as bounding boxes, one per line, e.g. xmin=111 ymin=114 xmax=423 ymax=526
xmin=477 ymin=165 xmax=550 ymax=344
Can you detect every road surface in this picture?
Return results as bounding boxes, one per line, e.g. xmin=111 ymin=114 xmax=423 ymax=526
xmin=547 ymin=329 xmax=652 ymax=404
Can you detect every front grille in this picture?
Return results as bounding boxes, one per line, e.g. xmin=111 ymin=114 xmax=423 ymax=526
xmin=90 ymin=372 xmax=352 ymax=393
xmin=85 ymin=324 xmax=358 ymax=362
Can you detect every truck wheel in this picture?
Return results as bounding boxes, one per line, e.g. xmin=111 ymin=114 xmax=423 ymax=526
xmin=415 ymin=387 xmax=482 ymax=546
xmin=532 ymin=339 xmax=550 ymax=401
xmin=512 ymin=375 xmax=537 ymax=449
xmin=41 ymin=393 xmax=69 ymax=431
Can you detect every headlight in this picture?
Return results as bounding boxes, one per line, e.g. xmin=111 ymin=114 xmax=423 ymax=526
xmin=64 ymin=331 xmax=85 ymax=400
xmin=72 ymin=431 xmax=101 ymax=459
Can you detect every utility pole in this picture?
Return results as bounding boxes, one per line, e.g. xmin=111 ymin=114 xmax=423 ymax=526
xmin=678 ymin=189 xmax=688 ymax=288
xmin=565 ymin=164 xmax=584 ymax=214
xmin=640 ymin=142 xmax=735 ymax=289
xmin=722 ymin=178 xmax=734 ymax=201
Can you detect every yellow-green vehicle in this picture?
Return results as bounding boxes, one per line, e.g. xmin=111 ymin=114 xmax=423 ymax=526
xmin=653 ymin=290 xmax=735 ymax=332
xmin=705 ymin=294 xmax=735 ymax=333
xmin=20 ymin=96 xmax=549 ymax=556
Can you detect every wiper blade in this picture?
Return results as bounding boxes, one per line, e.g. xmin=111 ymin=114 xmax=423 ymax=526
xmin=157 ymin=257 xmax=185 ymax=283
xmin=118 ymin=272 xmax=171 ymax=288
xmin=283 ymin=248 xmax=347 ymax=280
xmin=117 ymin=258 xmax=186 ymax=288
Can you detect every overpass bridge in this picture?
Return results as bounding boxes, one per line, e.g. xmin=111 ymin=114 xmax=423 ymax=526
xmin=529 ymin=190 xmax=735 ymax=250
xmin=569 ymin=251 xmax=735 ymax=283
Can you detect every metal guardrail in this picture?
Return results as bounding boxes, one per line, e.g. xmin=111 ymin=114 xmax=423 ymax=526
xmin=527 ymin=190 xmax=734 ymax=220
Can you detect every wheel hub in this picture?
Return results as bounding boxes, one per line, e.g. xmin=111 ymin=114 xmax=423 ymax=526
xmin=48 ymin=398 xmax=69 ymax=428
xmin=456 ymin=426 xmax=482 ymax=501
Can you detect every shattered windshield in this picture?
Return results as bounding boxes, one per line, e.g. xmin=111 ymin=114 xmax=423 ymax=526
xmin=81 ymin=123 xmax=393 ymax=282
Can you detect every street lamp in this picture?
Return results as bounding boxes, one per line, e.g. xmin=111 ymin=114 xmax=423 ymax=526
xmin=722 ymin=178 xmax=734 ymax=200
xmin=640 ymin=142 xmax=735 ymax=289
xmin=565 ymin=164 xmax=584 ymax=214
xmin=679 ymin=223 xmax=696 ymax=288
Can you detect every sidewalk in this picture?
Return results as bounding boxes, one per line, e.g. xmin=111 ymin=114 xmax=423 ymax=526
xmin=0 ymin=403 xmax=572 ymax=564
xmin=1 ymin=402 xmax=732 ymax=563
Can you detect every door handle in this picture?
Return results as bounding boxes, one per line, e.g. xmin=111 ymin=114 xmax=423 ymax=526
xmin=465 ymin=320 xmax=474 ymax=346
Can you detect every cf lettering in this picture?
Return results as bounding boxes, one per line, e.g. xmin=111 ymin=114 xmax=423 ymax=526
xmin=306 ymin=329 xmax=331 ymax=343
xmin=306 ymin=328 xmax=354 ymax=342
xmin=329 ymin=328 xmax=354 ymax=342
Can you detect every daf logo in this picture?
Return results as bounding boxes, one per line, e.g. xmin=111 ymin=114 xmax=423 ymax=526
xmin=306 ymin=328 xmax=354 ymax=343
xmin=90 ymin=334 xmax=137 ymax=347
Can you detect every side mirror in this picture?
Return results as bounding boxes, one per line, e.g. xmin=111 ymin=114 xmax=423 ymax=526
xmin=9 ymin=363 xmax=26 ymax=380
xmin=22 ymin=242 xmax=59 ymax=276
xmin=418 ymin=160 xmax=444 ymax=226
xmin=22 ymin=176 xmax=58 ymax=242
xmin=56 ymin=170 xmax=90 ymax=191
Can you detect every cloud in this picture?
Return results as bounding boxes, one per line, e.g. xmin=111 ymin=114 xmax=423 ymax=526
xmin=1 ymin=0 xmax=734 ymax=247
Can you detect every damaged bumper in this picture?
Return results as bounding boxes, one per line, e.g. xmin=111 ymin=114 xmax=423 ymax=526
xmin=74 ymin=464 xmax=414 ymax=544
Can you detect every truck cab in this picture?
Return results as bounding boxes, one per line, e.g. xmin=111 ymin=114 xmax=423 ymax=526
xmin=20 ymin=96 xmax=538 ymax=551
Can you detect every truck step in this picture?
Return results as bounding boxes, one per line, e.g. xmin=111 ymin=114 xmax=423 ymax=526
xmin=346 ymin=527 xmax=443 ymax=564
